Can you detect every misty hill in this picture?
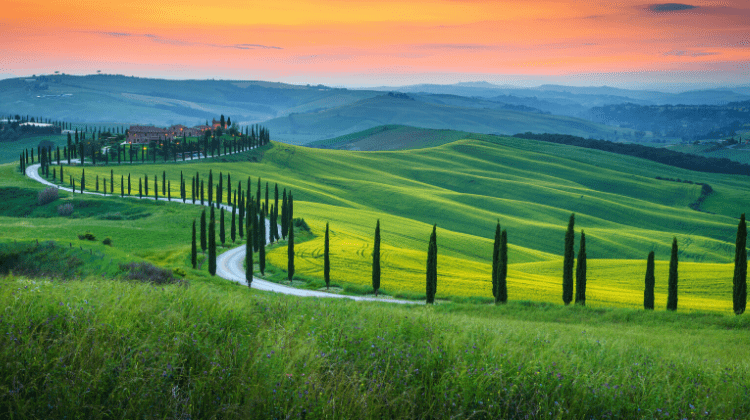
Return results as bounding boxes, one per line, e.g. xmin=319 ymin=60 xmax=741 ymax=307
xmin=264 ymin=94 xmax=632 ymax=144
xmin=0 ymin=74 xmax=378 ymax=126
xmin=309 ymin=125 xmax=472 ymax=151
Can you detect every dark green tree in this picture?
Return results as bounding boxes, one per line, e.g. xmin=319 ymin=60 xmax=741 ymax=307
xmin=162 ymin=171 xmax=166 ymax=195
xmin=575 ymin=231 xmax=587 ymax=306
xmin=281 ymin=189 xmax=288 ymax=240
xmin=208 ymin=170 xmax=213 ymax=207
xmin=191 ymin=220 xmax=197 ymax=269
xmin=128 ymin=173 xmax=131 ymax=196
xmin=246 ymin=218 xmax=253 ymax=287
xmin=121 ymin=175 xmax=124 ymax=197
xmin=492 ymin=221 xmax=501 ymax=299
xmin=200 ymin=209 xmax=207 ymax=253
xmin=324 ymin=222 xmax=330 ymax=289
xmin=667 ymin=237 xmax=679 ymax=311
xmin=373 ymin=220 xmax=381 ymax=296
xmin=111 ymin=169 xmax=114 ymax=194
xmin=208 ymin=207 xmax=216 ymax=276
xmin=426 ymin=224 xmax=438 ymax=304
xmin=733 ymin=214 xmax=747 ymax=315
xmin=497 ymin=229 xmax=508 ymax=304
xmin=287 ymin=218 xmax=295 ymax=283
xmin=144 ymin=174 xmax=149 ymax=197
xmin=220 ymin=208 xmax=226 ymax=246
xmin=265 ymin=182 xmax=269 ymax=213
xmin=562 ymin=213 xmax=575 ymax=305
xmin=644 ymin=251 xmax=655 ymax=310
xmin=259 ymin=206 xmax=266 ymax=275
xmin=154 ymin=175 xmax=158 ymax=200
xmin=139 ymin=178 xmax=142 ymax=198
xmin=231 ymin=203 xmax=237 ymax=243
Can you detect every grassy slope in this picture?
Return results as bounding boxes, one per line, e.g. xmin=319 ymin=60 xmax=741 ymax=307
xmin=58 ymin=137 xmax=750 ymax=312
xmin=2 ymin=276 xmax=748 ymax=419
xmin=264 ymin=95 xmax=636 ymax=144
xmin=309 ymin=125 xmax=471 ymax=150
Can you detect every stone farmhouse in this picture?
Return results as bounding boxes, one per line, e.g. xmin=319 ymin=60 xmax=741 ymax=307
xmin=127 ymin=124 xmax=210 ymax=144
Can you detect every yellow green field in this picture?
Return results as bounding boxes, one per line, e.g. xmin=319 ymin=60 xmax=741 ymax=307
xmin=58 ymin=135 xmax=750 ymax=312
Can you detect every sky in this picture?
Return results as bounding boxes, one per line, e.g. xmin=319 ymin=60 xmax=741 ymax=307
xmin=2 ymin=0 xmax=749 ymax=90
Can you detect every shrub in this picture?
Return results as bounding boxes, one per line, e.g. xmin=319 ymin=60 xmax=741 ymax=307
xmin=172 ymin=267 xmax=187 ymax=278
xmin=293 ymin=217 xmax=310 ymax=232
xmin=77 ymin=231 xmax=96 ymax=241
xmin=118 ymin=262 xmax=184 ymax=286
xmin=102 ymin=237 xmax=112 ymax=246
xmin=37 ymin=187 xmax=58 ymax=206
xmin=57 ymin=203 xmax=74 ymax=216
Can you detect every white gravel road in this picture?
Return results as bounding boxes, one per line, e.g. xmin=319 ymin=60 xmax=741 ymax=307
xmin=25 ymin=159 xmax=420 ymax=305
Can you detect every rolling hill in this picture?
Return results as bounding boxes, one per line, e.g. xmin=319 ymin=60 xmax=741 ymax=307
xmin=58 ymin=134 xmax=750 ymax=311
xmin=264 ymin=94 xmax=635 ymax=144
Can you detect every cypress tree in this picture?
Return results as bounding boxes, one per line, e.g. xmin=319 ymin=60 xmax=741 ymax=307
xmin=103 ymin=178 xmax=106 ymax=195
xmin=288 ymin=218 xmax=295 ymax=283
xmin=733 ymin=214 xmax=747 ymax=315
xmin=259 ymin=206 xmax=266 ymax=275
xmin=667 ymin=237 xmax=679 ymax=311
xmin=218 ymin=172 xmax=223 ymax=206
xmin=256 ymin=178 xmax=261 ymax=213
xmin=562 ymin=213 xmax=575 ymax=305
xmin=154 ymin=175 xmax=158 ymax=200
xmin=121 ymin=175 xmax=124 ymax=197
xmin=191 ymin=220 xmax=197 ymax=269
xmin=208 ymin=170 xmax=213 ymax=207
xmin=111 ymin=170 xmax=114 ymax=194
xmin=96 ymin=175 xmax=99 ymax=192
xmin=144 ymin=174 xmax=148 ymax=197
xmin=200 ymin=210 xmax=207 ymax=253
xmin=265 ymin=182 xmax=269 ymax=213
xmin=644 ymin=251 xmax=655 ymax=310
xmin=81 ymin=169 xmax=85 ymax=193
xmin=238 ymin=194 xmax=245 ymax=239
xmin=220 ymin=208 xmax=226 ymax=245
xmin=208 ymin=207 xmax=216 ymax=276
xmin=575 ymin=231 xmax=587 ymax=306
xmin=492 ymin=221 xmax=500 ymax=299
xmin=426 ymin=224 xmax=438 ymax=304
xmin=128 ymin=174 xmax=131 ymax=196
xmin=497 ymin=229 xmax=508 ymax=304
xmin=231 ymin=203 xmax=237 ymax=243
xmin=274 ymin=183 xmax=279 ymax=233
xmin=162 ymin=171 xmax=166 ymax=195
xmin=200 ymin=181 xmax=204 ymax=206
xmin=168 ymin=181 xmax=171 ymax=201
xmin=227 ymin=173 xmax=231 ymax=205
xmin=246 ymin=219 xmax=253 ymax=287
xmin=281 ymin=189 xmax=288 ymax=240
xmin=139 ymin=178 xmax=142 ymax=198
xmin=373 ymin=220 xmax=381 ymax=296
xmin=324 ymin=222 xmax=330 ymax=289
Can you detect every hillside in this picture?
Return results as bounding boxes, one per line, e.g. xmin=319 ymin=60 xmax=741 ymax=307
xmin=309 ymin=125 xmax=471 ymax=150
xmin=264 ymin=94 xmax=634 ymax=144
xmin=58 ymin=136 xmax=750 ymax=311
xmin=0 ymin=74 xmax=378 ymax=126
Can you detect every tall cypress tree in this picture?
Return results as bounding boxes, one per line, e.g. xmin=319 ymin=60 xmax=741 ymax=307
xmin=144 ymin=174 xmax=149 ymax=197
xmin=733 ymin=214 xmax=747 ymax=315
xmin=281 ymin=189 xmax=288 ymax=240
xmin=667 ymin=237 xmax=679 ymax=311
xmin=644 ymin=251 xmax=655 ymax=310
xmin=238 ymin=194 xmax=245 ymax=239
xmin=265 ymin=182 xmax=269 ymax=213
xmin=191 ymin=220 xmax=197 ymax=269
xmin=218 ymin=172 xmax=223 ymax=206
xmin=200 ymin=181 xmax=205 ymax=206
xmin=246 ymin=219 xmax=253 ymax=287
xmin=231 ymin=203 xmax=237 ymax=243
xmin=256 ymin=178 xmax=261 ymax=213
xmin=200 ymin=209 xmax=207 ymax=253
xmin=372 ymin=220 xmax=381 ymax=296
xmin=287 ymin=219 xmax=295 ymax=283
xmin=162 ymin=171 xmax=166 ymax=195
xmin=562 ymin=213 xmax=575 ymax=305
xmin=274 ymin=183 xmax=279 ymax=235
xmin=492 ymin=221 xmax=501 ymax=299
xmin=426 ymin=224 xmax=438 ymax=304
xmin=121 ymin=175 xmax=124 ymax=197
xmin=111 ymin=170 xmax=114 ymax=194
xmin=208 ymin=170 xmax=213 ymax=207
xmin=208 ymin=207 xmax=216 ymax=276
xmin=139 ymin=178 xmax=142 ymax=198
xmin=154 ymin=175 xmax=158 ymax=200
xmin=575 ymin=231 xmax=587 ymax=306
xmin=324 ymin=222 xmax=330 ymax=289
xmin=128 ymin=173 xmax=131 ymax=196
xmin=220 ymin=208 xmax=226 ymax=245
xmin=259 ymin=206 xmax=266 ymax=275
xmin=497 ymin=229 xmax=508 ymax=304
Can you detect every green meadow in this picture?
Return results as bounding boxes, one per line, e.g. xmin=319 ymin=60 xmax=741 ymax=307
xmin=56 ymin=134 xmax=750 ymax=312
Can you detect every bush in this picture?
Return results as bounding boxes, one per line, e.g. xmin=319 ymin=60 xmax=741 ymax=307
xmin=118 ymin=262 xmax=184 ymax=285
xmin=102 ymin=237 xmax=112 ymax=246
xmin=292 ymin=217 xmax=310 ymax=232
xmin=57 ymin=203 xmax=74 ymax=216
xmin=37 ymin=187 xmax=58 ymax=206
xmin=77 ymin=231 xmax=96 ymax=241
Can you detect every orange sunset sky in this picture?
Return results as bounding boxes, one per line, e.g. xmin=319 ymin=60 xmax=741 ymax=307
xmin=2 ymin=0 xmax=749 ymax=89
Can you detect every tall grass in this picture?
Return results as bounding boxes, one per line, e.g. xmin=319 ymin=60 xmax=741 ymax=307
xmin=1 ymin=277 xmax=748 ymax=419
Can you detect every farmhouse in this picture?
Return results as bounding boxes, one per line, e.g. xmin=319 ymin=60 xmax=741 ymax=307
xmin=127 ymin=123 xmax=213 ymax=144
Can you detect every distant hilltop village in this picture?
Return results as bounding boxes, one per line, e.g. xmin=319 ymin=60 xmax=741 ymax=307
xmin=127 ymin=118 xmax=227 ymax=144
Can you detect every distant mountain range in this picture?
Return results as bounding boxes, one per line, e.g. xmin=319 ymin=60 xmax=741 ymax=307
xmin=2 ymin=74 xmax=748 ymax=144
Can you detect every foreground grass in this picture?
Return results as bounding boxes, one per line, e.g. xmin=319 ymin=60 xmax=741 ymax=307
xmin=1 ymin=276 xmax=748 ymax=419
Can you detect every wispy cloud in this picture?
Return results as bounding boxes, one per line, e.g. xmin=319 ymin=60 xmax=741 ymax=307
xmin=663 ymin=49 xmax=719 ymax=57
xmin=647 ymin=3 xmax=697 ymax=13
xmin=87 ymin=31 xmax=282 ymax=50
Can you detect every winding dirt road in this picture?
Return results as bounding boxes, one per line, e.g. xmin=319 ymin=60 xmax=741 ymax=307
xmin=25 ymin=161 xmax=419 ymax=305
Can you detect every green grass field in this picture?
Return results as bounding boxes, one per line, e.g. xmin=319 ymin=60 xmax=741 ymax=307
xmin=54 ymin=135 xmax=750 ymax=313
